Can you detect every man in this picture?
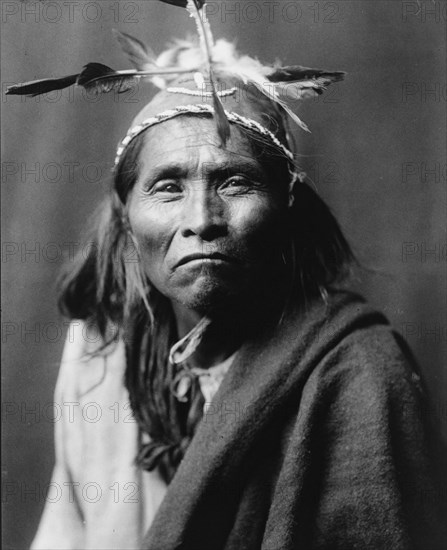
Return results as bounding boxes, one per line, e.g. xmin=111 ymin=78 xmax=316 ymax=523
xmin=8 ymin=6 xmax=443 ymax=548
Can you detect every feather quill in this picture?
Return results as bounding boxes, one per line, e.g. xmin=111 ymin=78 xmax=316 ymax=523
xmin=77 ymin=63 xmax=198 ymax=95
xmin=7 ymin=0 xmax=345 ymax=138
xmin=210 ymin=41 xmax=345 ymax=130
xmin=186 ymin=0 xmax=230 ymax=144
xmin=6 ymin=63 xmax=198 ymax=98
xmin=77 ymin=63 xmax=140 ymax=94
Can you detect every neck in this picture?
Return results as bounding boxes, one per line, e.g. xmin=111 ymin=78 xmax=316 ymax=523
xmin=171 ymin=302 xmax=203 ymax=338
xmin=171 ymin=301 xmax=241 ymax=368
xmin=170 ymin=280 xmax=290 ymax=369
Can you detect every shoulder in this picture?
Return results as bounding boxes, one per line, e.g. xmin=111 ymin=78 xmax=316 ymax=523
xmin=298 ymin=291 xmax=424 ymax=408
xmin=56 ymin=319 xmax=126 ymax=400
xmin=322 ymin=324 xmax=422 ymax=408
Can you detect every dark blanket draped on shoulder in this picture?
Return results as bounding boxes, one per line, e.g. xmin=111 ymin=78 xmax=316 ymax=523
xmin=141 ymin=291 xmax=445 ymax=550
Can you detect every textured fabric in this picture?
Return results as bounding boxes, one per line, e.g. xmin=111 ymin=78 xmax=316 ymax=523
xmin=31 ymin=291 xmax=444 ymax=549
xmin=30 ymin=323 xmax=166 ymax=550
xmin=142 ymin=291 xmax=444 ymax=550
xmin=172 ymin=357 xmax=233 ymax=407
xmin=30 ymin=323 xmax=231 ymax=550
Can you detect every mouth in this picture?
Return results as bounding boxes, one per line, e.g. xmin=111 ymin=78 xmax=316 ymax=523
xmin=175 ymin=252 xmax=237 ymax=268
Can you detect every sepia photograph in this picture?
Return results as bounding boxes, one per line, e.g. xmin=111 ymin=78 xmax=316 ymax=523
xmin=2 ymin=1 xmax=446 ymax=548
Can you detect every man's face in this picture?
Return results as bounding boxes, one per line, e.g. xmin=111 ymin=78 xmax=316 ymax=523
xmin=127 ymin=117 xmax=288 ymax=312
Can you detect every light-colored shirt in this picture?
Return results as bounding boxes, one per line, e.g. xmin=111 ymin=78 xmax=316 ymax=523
xmin=31 ymin=321 xmax=232 ymax=550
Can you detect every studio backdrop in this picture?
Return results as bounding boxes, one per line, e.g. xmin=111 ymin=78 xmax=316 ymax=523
xmin=2 ymin=1 xmax=446 ymax=549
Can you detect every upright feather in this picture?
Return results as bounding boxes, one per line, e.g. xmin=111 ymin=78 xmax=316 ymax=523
xmin=7 ymin=0 xmax=345 ymax=135
xmin=186 ymin=0 xmax=231 ymax=144
xmin=159 ymin=0 xmax=206 ymax=8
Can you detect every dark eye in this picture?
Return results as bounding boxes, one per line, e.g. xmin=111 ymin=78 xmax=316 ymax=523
xmin=220 ymin=176 xmax=252 ymax=192
xmin=151 ymin=181 xmax=182 ymax=194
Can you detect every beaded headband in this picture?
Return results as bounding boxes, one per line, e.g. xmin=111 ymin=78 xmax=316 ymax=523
xmin=115 ymin=104 xmax=295 ymax=167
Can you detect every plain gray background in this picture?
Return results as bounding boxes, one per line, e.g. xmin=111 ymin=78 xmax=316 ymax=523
xmin=2 ymin=1 xmax=446 ymax=548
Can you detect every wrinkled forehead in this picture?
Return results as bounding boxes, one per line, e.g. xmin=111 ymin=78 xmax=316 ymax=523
xmin=137 ymin=116 xmax=263 ymax=173
xmin=114 ymin=73 xmax=292 ymax=168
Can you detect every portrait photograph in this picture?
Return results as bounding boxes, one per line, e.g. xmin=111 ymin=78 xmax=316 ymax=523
xmin=2 ymin=1 xmax=446 ymax=549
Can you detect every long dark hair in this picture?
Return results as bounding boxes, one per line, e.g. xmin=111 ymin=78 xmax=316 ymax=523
xmin=59 ymin=119 xmax=355 ymax=482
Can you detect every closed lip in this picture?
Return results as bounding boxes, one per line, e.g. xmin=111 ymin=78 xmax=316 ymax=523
xmin=175 ymin=252 xmax=237 ymax=268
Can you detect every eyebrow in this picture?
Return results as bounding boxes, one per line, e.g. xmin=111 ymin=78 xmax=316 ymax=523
xmin=144 ymin=157 xmax=265 ymax=185
xmin=146 ymin=164 xmax=187 ymax=184
xmin=203 ymin=158 xmax=264 ymax=179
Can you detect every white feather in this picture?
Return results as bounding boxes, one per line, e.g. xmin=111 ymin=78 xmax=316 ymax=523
xmin=149 ymin=38 xmax=324 ymax=130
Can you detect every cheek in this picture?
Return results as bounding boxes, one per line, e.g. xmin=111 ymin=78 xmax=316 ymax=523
xmin=230 ymin=198 xmax=286 ymax=254
xmin=127 ymin=200 xmax=174 ymax=271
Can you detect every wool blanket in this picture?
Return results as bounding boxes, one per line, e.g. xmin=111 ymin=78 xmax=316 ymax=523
xmin=142 ymin=291 xmax=444 ymax=549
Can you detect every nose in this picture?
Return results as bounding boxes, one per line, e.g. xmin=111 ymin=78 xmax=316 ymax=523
xmin=180 ymin=186 xmax=227 ymax=241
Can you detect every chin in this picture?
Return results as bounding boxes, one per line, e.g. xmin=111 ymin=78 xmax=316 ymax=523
xmin=173 ymin=278 xmax=243 ymax=313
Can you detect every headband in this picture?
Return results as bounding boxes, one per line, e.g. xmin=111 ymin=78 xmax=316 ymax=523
xmin=115 ymin=103 xmax=295 ymax=168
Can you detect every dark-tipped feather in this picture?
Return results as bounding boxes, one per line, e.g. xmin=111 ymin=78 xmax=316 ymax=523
xmin=77 ymin=62 xmax=116 ymax=84
xmin=7 ymin=62 xmax=198 ymax=98
xmin=186 ymin=0 xmax=230 ymax=143
xmin=6 ymin=74 xmax=78 ymax=97
xmin=76 ymin=63 xmax=198 ymax=94
xmin=267 ymin=66 xmax=346 ymax=83
xmin=212 ymin=92 xmax=231 ymax=143
xmin=159 ymin=0 xmax=205 ymax=8
xmin=266 ymin=67 xmax=346 ymax=101
xmin=77 ymin=63 xmax=140 ymax=94
xmin=159 ymin=0 xmax=188 ymax=6
xmin=113 ymin=30 xmax=156 ymax=71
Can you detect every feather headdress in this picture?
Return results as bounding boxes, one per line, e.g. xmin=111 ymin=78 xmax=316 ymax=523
xmin=7 ymin=0 xmax=345 ymax=164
